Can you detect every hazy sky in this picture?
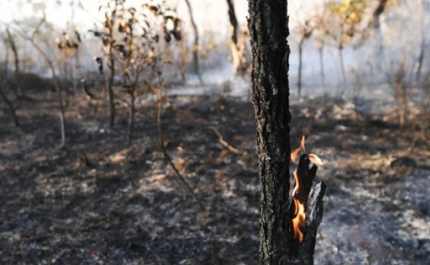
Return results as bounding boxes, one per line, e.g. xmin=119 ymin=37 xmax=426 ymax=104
xmin=0 ymin=0 xmax=309 ymax=33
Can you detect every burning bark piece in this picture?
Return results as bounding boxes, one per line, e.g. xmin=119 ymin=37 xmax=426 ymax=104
xmin=294 ymin=154 xmax=318 ymax=202
xmin=289 ymin=139 xmax=326 ymax=264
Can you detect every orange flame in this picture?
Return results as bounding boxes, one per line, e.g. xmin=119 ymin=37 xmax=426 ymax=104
xmin=292 ymin=171 xmax=306 ymax=242
xmin=291 ymin=135 xmax=306 ymax=163
xmin=290 ymin=136 xmax=323 ymax=243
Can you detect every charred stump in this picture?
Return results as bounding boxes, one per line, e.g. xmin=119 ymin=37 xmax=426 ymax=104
xmin=290 ymin=154 xmax=326 ymax=265
xmin=248 ymin=0 xmax=326 ymax=264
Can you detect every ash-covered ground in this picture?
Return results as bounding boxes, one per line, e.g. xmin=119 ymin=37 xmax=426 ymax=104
xmin=0 ymin=85 xmax=429 ymax=264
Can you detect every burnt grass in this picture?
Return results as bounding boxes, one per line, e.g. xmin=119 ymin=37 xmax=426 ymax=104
xmin=1 ymin=88 xmax=430 ymax=264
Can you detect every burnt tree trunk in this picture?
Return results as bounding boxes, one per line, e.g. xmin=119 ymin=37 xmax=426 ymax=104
xmin=248 ymin=1 xmax=325 ymax=264
xmin=248 ymin=0 xmax=290 ymax=263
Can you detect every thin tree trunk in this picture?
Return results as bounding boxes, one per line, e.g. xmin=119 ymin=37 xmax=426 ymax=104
xmin=248 ymin=0 xmax=290 ymax=264
xmin=128 ymin=88 xmax=135 ymax=145
xmin=30 ymin=41 xmax=66 ymax=146
xmin=394 ymin=57 xmax=407 ymax=127
xmin=372 ymin=0 xmax=388 ymax=28
xmin=227 ymin=0 xmax=241 ymax=74
xmin=319 ymin=45 xmax=325 ymax=91
xmin=183 ymin=0 xmax=202 ymax=84
xmin=298 ymin=38 xmax=304 ymax=96
xmin=108 ymin=44 xmax=116 ymax=128
xmin=227 ymin=0 xmax=239 ymax=45
xmin=6 ymin=29 xmax=22 ymax=98
xmin=179 ymin=36 xmax=187 ymax=84
xmin=15 ymin=18 xmax=66 ymax=145
xmin=249 ymin=1 xmax=325 ymax=264
xmin=416 ymin=0 xmax=425 ymax=82
xmin=0 ymin=86 xmax=20 ymax=127
xmin=338 ymin=46 xmax=347 ymax=95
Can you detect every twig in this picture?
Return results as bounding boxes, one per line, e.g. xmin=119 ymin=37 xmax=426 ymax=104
xmin=14 ymin=17 xmax=67 ymax=147
xmin=156 ymin=88 xmax=205 ymax=211
xmin=209 ymin=126 xmax=241 ymax=154
xmin=30 ymin=18 xmax=45 ymax=41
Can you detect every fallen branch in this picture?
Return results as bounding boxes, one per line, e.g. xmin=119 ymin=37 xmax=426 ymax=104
xmin=209 ymin=126 xmax=240 ymax=154
xmin=156 ymin=88 xmax=205 ymax=211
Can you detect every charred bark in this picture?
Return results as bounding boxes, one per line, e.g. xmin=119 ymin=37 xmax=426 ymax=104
xmin=248 ymin=1 xmax=325 ymax=264
xmin=289 ymin=155 xmax=326 ymax=265
xmin=248 ymin=0 xmax=290 ymax=264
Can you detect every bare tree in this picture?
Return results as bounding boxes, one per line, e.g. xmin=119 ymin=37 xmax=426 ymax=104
xmin=227 ymin=0 xmax=250 ymax=75
xmin=5 ymin=29 xmax=23 ymax=98
xmin=297 ymin=22 xmax=313 ymax=96
xmin=16 ymin=18 xmax=67 ymax=146
xmin=416 ymin=0 xmax=425 ymax=82
xmin=183 ymin=0 xmax=202 ymax=83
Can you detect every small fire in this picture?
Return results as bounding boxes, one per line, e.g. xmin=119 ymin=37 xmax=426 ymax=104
xmin=291 ymin=136 xmax=323 ymax=243
xmin=292 ymin=171 xmax=306 ymax=243
xmin=291 ymin=135 xmax=306 ymax=163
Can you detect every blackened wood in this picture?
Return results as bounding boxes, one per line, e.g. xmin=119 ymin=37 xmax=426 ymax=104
xmin=295 ymin=154 xmax=317 ymax=202
xmin=290 ymin=180 xmax=326 ymax=265
xmin=289 ymin=153 xmax=326 ymax=264
xmin=248 ymin=0 xmax=290 ymax=264
xmin=248 ymin=1 xmax=326 ymax=264
xmin=303 ymin=180 xmax=326 ymax=265
xmin=289 ymin=154 xmax=319 ymax=259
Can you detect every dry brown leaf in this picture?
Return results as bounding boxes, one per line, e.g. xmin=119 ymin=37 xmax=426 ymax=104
xmin=151 ymin=174 xmax=167 ymax=183
xmin=240 ymin=152 xmax=251 ymax=164
xmin=215 ymin=171 xmax=227 ymax=180
xmin=219 ymin=150 xmax=230 ymax=159
xmin=174 ymin=157 xmax=185 ymax=170
xmin=108 ymin=149 xmax=128 ymax=164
